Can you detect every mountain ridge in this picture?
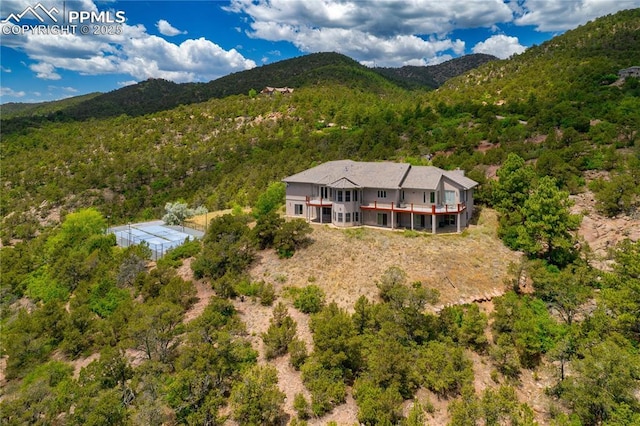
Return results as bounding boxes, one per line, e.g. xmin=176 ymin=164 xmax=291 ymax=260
xmin=1 ymin=52 xmax=496 ymax=123
xmin=373 ymin=53 xmax=498 ymax=89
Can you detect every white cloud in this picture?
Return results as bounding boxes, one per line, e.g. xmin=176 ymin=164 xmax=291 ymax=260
xmin=247 ymin=20 xmax=465 ymax=67
xmin=1 ymin=3 xmax=257 ymax=84
xmin=227 ymin=0 xmax=513 ymax=37
xmin=30 ymin=62 xmax=61 ymax=79
xmin=513 ymin=0 xmax=640 ymax=32
xmin=156 ymin=19 xmax=187 ymax=37
xmin=1 ymin=66 xmax=11 ymax=72
xmin=472 ymin=35 xmax=526 ymax=59
xmin=118 ymin=80 xmax=138 ymax=87
xmin=226 ymin=0 xmax=509 ymax=66
xmin=0 ymin=87 xmax=26 ymax=98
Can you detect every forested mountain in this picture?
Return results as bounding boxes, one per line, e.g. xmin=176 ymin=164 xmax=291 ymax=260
xmin=1 ymin=51 xmax=492 ymax=124
xmin=0 ymin=93 xmax=101 ymax=119
xmin=1 ymin=8 xmax=640 ymax=426
xmin=373 ymin=53 xmax=498 ymax=89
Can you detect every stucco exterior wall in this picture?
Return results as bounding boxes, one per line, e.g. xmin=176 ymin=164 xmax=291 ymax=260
xmin=285 ymin=182 xmax=312 ymax=218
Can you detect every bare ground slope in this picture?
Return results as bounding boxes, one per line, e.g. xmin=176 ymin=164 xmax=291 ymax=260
xmin=249 ymin=208 xmax=520 ymax=312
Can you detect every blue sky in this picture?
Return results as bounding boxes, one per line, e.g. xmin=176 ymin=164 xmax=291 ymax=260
xmin=1 ymin=0 xmax=639 ymax=103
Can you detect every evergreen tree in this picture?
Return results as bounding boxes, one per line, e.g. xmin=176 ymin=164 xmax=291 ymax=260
xmin=516 ymin=176 xmax=581 ymax=265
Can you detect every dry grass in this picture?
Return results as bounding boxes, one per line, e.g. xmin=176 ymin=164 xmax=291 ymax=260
xmin=250 ymin=207 xmax=520 ymax=312
xmin=185 ymin=208 xmax=252 ymax=229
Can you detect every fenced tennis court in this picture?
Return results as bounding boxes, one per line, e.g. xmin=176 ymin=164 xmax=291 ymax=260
xmin=110 ymin=221 xmax=204 ymax=260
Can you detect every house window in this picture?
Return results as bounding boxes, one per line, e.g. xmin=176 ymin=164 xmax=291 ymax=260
xmin=430 ymin=192 xmax=436 ymax=204
xmin=346 ymin=212 xmax=351 ymax=222
xmin=322 ymin=207 xmax=331 ymax=215
xmin=338 ymin=213 xmax=343 ymax=222
xmin=354 ymin=190 xmax=358 ymax=202
xmin=321 ymin=187 xmax=329 ymax=199
xmin=294 ymin=204 xmax=303 ymax=215
xmin=337 ymin=190 xmax=343 ymax=202
xmin=354 ymin=212 xmax=359 ymax=223
xmin=345 ymin=191 xmax=351 ymax=202
xmin=401 ymin=191 xmax=405 ymax=201
xmin=377 ymin=190 xmax=387 ymax=198
xmin=377 ymin=213 xmax=388 ymax=226
xmin=423 ymin=192 xmax=426 ymax=203
xmin=445 ymin=190 xmax=455 ymax=206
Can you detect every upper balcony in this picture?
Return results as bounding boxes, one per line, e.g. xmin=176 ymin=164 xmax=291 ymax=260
xmin=305 ymin=196 xmax=333 ymax=207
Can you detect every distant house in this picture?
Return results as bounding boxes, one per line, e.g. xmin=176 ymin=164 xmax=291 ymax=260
xmin=283 ymin=160 xmax=478 ymax=233
xmin=261 ymin=86 xmax=295 ymax=95
xmin=618 ymin=66 xmax=640 ymax=78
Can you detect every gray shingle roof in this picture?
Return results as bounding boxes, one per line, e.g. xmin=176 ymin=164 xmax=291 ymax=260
xmin=401 ymin=166 xmax=442 ymax=189
xmin=330 ymin=177 xmax=361 ymax=189
xmin=283 ymin=160 xmax=411 ymax=189
xmin=283 ymin=160 xmax=478 ymax=190
xmin=403 ymin=166 xmax=478 ymax=190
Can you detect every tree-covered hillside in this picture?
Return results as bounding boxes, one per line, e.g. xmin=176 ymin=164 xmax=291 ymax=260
xmin=0 ymin=93 xmax=101 ymax=119
xmin=374 ymin=53 xmax=498 ymax=89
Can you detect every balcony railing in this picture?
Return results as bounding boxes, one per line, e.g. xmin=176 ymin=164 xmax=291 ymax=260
xmin=360 ymin=201 xmax=466 ymax=214
xmin=305 ymin=196 xmax=333 ymax=206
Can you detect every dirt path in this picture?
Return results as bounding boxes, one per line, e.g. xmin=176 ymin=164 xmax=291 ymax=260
xmin=178 ymin=258 xmax=216 ymax=323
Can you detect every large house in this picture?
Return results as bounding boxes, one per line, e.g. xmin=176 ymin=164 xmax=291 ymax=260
xmin=283 ymin=160 xmax=478 ymax=233
xmin=618 ymin=66 xmax=640 ymax=79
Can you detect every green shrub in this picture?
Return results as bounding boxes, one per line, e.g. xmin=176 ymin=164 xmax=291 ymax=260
xmin=234 ymin=278 xmax=262 ymax=298
xmin=259 ymin=282 xmax=276 ymax=306
xmin=288 ymin=337 xmax=308 ymax=370
xmin=301 ymin=359 xmax=346 ymax=417
xmin=274 ymin=219 xmax=312 ymax=258
xmin=293 ymin=393 xmax=311 ymax=420
xmin=293 ymin=285 xmax=326 ymax=314
xmin=157 ymin=239 xmax=201 ymax=268
xmin=262 ymin=303 xmax=297 ymax=359
xmin=25 ymin=268 xmax=69 ymax=303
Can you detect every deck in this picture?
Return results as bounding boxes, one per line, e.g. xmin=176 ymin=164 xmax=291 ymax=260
xmin=360 ymin=201 xmax=466 ymax=215
xmin=306 ymin=196 xmax=466 ymax=215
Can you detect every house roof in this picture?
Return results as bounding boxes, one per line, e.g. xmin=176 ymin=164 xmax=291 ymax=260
xmin=330 ymin=177 xmax=361 ymax=189
xmin=403 ymin=166 xmax=479 ymax=190
xmin=283 ymin=160 xmax=478 ymax=190
xmin=283 ymin=160 xmax=411 ymax=189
